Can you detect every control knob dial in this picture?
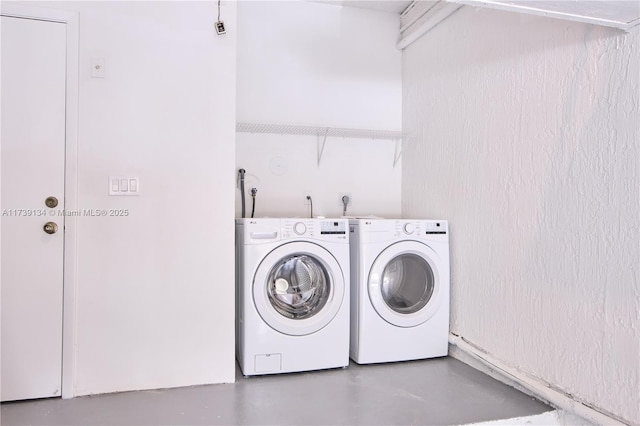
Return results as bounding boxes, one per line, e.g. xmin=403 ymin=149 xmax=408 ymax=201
xmin=293 ymin=222 xmax=307 ymax=235
xmin=403 ymin=223 xmax=415 ymax=234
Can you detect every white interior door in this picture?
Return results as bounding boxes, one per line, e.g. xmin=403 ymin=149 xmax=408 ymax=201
xmin=1 ymin=15 xmax=67 ymax=401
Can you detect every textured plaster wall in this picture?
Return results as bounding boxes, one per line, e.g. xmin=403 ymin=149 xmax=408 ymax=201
xmin=402 ymin=7 xmax=639 ymax=424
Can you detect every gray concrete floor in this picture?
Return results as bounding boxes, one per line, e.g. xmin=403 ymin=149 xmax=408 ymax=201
xmin=1 ymin=357 xmax=552 ymax=425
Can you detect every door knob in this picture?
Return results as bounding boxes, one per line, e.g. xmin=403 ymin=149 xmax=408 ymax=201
xmin=45 ymin=196 xmax=58 ymax=208
xmin=43 ymin=222 xmax=58 ymax=234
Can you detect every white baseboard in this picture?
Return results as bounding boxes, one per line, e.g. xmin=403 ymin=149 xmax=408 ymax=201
xmin=448 ymin=333 xmax=626 ymax=426
xmin=460 ymin=411 xmax=573 ymax=426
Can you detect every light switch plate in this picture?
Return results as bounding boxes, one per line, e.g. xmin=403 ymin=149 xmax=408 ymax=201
xmin=109 ymin=176 xmax=139 ymax=196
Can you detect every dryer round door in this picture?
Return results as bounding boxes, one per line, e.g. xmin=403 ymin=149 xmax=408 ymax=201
xmin=253 ymin=241 xmax=345 ymax=336
xmin=368 ymin=241 xmax=442 ymax=328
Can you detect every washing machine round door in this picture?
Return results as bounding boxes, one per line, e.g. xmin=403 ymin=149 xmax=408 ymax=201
xmin=253 ymin=241 xmax=345 ymax=336
xmin=368 ymin=241 xmax=442 ymax=327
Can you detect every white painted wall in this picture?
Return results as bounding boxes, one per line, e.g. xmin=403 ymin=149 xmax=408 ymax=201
xmin=236 ymin=1 xmax=402 ymax=218
xmin=402 ymin=7 xmax=639 ymax=425
xmin=24 ymin=1 xmax=237 ymax=395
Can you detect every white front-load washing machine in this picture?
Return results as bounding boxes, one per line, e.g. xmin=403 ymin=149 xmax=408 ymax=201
xmin=349 ymin=219 xmax=450 ymax=364
xmin=236 ymin=218 xmax=350 ymax=376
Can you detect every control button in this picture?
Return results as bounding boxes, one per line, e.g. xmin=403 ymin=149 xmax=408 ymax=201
xmin=403 ymin=223 xmax=415 ymax=234
xmin=293 ymin=222 xmax=307 ymax=235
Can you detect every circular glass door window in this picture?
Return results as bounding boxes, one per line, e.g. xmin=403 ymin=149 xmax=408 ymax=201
xmin=266 ymin=255 xmax=331 ymax=320
xmin=253 ymin=241 xmax=345 ymax=336
xmin=381 ymin=254 xmax=434 ymax=314
xmin=368 ymin=241 xmax=442 ymax=328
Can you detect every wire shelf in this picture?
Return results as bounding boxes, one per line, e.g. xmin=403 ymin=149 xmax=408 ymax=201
xmin=236 ymin=122 xmax=404 ymax=167
xmin=236 ymin=122 xmax=403 ymax=141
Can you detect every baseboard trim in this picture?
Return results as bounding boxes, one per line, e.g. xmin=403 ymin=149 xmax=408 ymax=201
xmin=448 ymin=333 xmax=627 ymax=426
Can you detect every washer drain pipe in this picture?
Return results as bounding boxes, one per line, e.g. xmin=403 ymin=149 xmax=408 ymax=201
xmin=238 ymin=169 xmax=246 ymax=218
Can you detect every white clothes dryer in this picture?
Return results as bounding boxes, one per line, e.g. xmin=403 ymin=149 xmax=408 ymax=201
xmin=349 ymin=219 xmax=450 ymax=364
xmin=236 ymin=218 xmax=350 ymax=376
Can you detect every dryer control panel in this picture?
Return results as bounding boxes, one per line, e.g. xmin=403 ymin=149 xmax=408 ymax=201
xmin=424 ymin=221 xmax=447 ymax=234
xmin=393 ymin=220 xmax=448 ymax=237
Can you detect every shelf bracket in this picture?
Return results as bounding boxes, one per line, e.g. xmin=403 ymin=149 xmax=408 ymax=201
xmin=393 ymin=137 xmax=403 ymax=167
xmin=317 ymin=128 xmax=329 ymax=166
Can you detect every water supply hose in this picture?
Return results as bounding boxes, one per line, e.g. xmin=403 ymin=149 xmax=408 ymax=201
xmin=342 ymin=195 xmax=350 ymax=217
xmin=250 ymin=188 xmax=257 ymax=218
xmin=306 ymin=195 xmax=313 ymax=218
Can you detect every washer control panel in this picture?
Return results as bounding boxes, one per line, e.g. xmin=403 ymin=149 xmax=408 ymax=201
xmin=281 ymin=219 xmax=348 ymax=241
xmin=320 ymin=220 xmax=347 ymax=236
xmin=283 ymin=220 xmax=313 ymax=237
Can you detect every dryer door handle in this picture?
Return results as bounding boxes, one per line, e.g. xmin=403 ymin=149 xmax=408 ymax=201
xmin=250 ymin=232 xmax=278 ymax=240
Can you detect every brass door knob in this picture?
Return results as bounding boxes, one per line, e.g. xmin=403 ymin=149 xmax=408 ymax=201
xmin=43 ymin=222 xmax=58 ymax=234
xmin=45 ymin=196 xmax=59 ymax=208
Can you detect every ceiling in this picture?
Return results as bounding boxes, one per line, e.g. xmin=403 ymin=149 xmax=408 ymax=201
xmin=451 ymin=0 xmax=640 ymax=29
xmin=318 ymin=0 xmax=640 ymax=29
